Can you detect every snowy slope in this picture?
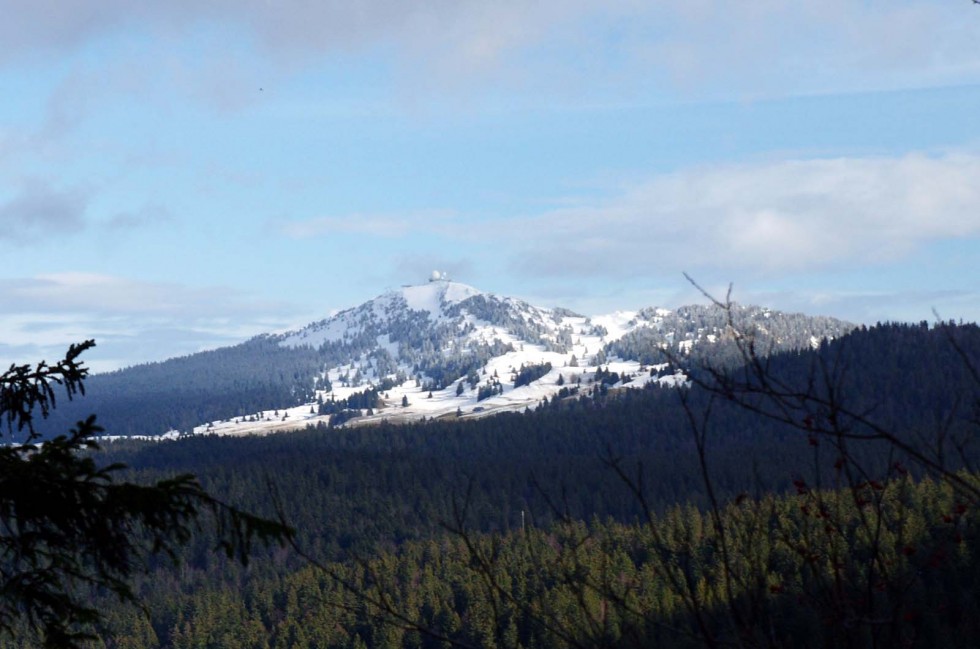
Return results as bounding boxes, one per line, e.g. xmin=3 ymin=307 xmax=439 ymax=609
xmin=279 ymin=281 xmax=485 ymax=349
xmin=159 ymin=278 xmax=852 ymax=438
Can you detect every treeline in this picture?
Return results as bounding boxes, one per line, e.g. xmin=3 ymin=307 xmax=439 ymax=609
xmin=11 ymin=474 xmax=976 ymax=649
xmin=608 ymin=302 xmax=854 ymax=367
xmin=513 ymin=362 xmax=553 ymax=388
xmin=89 ymin=322 xmax=980 ymax=564
xmin=317 ymin=388 xmax=381 ymax=415
xmin=34 ymin=336 xmax=332 ymax=439
xmin=446 ymin=295 xmax=562 ymax=352
xmin=8 ymin=321 xmax=977 ymax=647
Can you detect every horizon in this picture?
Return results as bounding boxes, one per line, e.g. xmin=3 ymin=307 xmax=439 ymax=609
xmin=91 ymin=276 xmax=958 ymax=376
xmin=2 ymin=3 xmax=979 ymax=372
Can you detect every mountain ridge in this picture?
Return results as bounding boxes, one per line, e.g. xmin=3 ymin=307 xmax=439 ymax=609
xmin=38 ymin=279 xmax=856 ymax=440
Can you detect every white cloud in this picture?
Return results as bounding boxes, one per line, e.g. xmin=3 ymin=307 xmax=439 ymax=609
xmin=0 ymin=273 xmax=307 ymax=371
xmin=0 ymin=273 xmax=291 ymax=318
xmin=2 ymin=1 xmax=978 ymax=103
xmin=506 ymin=151 xmax=980 ymax=276
xmin=0 ymin=1 xmax=589 ymax=73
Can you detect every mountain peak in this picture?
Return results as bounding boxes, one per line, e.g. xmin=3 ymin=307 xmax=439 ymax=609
xmin=278 ymin=279 xmax=499 ymax=349
xmin=52 ymin=280 xmax=857 ymax=439
xmin=393 ymin=280 xmax=484 ymax=315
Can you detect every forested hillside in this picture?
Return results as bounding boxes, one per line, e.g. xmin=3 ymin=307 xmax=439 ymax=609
xmin=5 ymin=321 xmax=977 ymax=648
xmin=81 ymin=478 xmax=980 ymax=649
xmin=33 ymin=336 xmax=326 ymax=440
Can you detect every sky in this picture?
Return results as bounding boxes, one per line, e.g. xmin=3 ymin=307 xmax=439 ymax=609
xmin=2 ymin=1 xmax=980 ymax=373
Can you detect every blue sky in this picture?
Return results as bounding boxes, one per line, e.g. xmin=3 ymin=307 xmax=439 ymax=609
xmin=2 ymin=1 xmax=979 ymax=372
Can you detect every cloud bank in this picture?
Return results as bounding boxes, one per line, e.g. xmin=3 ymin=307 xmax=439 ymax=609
xmin=0 ymin=273 xmax=306 ymax=372
xmin=3 ymin=1 xmax=978 ymax=101
xmin=0 ymin=181 xmax=87 ymax=242
xmin=505 ymin=151 xmax=980 ymax=278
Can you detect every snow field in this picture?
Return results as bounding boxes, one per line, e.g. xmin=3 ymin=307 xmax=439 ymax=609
xmin=154 ymin=281 xmax=692 ymax=437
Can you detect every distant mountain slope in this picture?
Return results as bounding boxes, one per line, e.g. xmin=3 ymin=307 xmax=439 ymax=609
xmin=35 ymin=280 xmax=854 ymax=439
xmin=76 ymin=322 xmax=980 ymax=649
xmin=100 ymin=321 xmax=980 ymax=555
xmin=608 ymin=302 xmax=852 ymax=366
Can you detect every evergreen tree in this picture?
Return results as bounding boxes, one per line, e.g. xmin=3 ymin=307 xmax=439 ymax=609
xmin=0 ymin=341 xmax=292 ymax=648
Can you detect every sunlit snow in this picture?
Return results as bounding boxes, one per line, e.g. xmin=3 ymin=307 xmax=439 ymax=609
xmin=137 ymin=280 xmax=832 ymax=440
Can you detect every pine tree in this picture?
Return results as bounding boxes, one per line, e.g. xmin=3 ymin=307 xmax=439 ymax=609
xmin=0 ymin=341 xmax=292 ymax=648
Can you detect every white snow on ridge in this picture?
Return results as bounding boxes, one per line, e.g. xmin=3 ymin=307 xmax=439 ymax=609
xmin=218 ymin=280 xmax=690 ymax=437
xmin=279 ymin=281 xmax=487 ymax=348
xmin=142 ymin=279 xmax=867 ymax=440
xmin=156 ymin=344 xmax=686 ymax=439
xmin=590 ymin=311 xmax=642 ymax=343
xmin=279 ymin=281 xmax=663 ymax=352
xmin=94 ymin=279 xmax=852 ymax=443
xmin=400 ymin=283 xmax=444 ymax=314
xmin=401 ymin=280 xmax=482 ymax=314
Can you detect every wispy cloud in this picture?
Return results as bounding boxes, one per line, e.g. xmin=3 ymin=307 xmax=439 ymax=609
xmin=0 ymin=273 xmax=290 ymax=318
xmin=630 ymin=1 xmax=978 ymax=98
xmin=504 ymin=151 xmax=980 ymax=277
xmin=0 ymin=273 xmax=307 ymax=371
xmin=0 ymin=180 xmax=175 ymax=247
xmin=2 ymin=2 xmax=977 ymax=104
xmin=0 ymin=180 xmax=88 ymax=242
xmin=103 ymin=203 xmax=173 ymax=231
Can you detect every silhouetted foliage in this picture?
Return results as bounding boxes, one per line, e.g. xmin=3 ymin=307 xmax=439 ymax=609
xmin=0 ymin=342 xmax=293 ymax=648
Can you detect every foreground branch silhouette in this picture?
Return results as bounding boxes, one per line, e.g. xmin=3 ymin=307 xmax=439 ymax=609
xmin=435 ymin=278 xmax=980 ymax=648
xmin=0 ymin=341 xmax=294 ymax=648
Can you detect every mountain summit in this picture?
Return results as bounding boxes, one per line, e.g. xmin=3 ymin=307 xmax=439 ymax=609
xmin=280 ymin=280 xmax=488 ymax=349
xmin=218 ymin=280 xmax=853 ymax=435
xmin=44 ymin=281 xmax=855 ymax=439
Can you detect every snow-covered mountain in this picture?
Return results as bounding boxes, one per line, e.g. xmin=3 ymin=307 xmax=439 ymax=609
xmin=170 ymin=278 xmax=853 ymax=438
